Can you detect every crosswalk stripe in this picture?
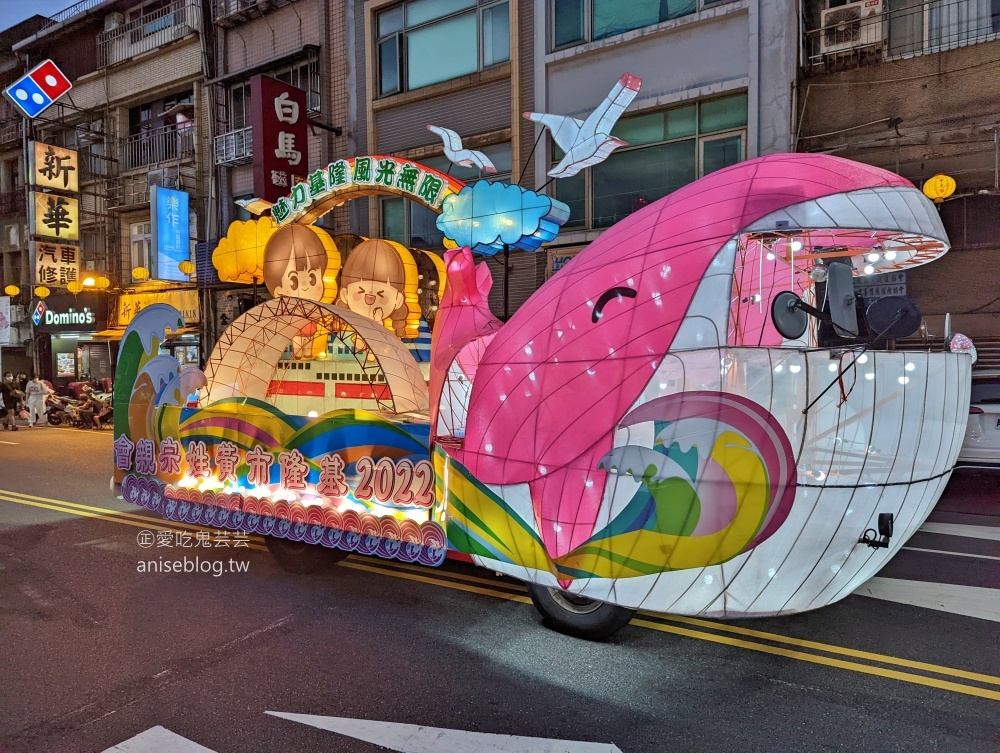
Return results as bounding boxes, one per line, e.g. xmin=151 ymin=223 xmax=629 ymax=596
xmin=918 ymin=522 xmax=1000 ymax=541
xmin=101 ymin=726 xmax=217 ymax=753
xmin=267 ymin=713 xmax=625 ymax=752
xmin=855 ymin=577 xmax=1000 ymax=622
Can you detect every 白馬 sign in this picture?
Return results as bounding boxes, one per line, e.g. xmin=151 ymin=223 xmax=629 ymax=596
xmin=251 ymin=75 xmax=309 ymax=204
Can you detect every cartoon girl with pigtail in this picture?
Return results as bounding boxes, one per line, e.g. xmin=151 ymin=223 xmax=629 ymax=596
xmin=338 ymin=239 xmax=417 ymax=337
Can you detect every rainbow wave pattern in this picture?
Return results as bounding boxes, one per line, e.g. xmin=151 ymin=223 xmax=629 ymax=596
xmin=439 ymin=391 xmax=797 ymax=581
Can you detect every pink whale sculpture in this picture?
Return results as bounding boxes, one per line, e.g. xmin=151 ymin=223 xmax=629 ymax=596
xmin=429 ymin=247 xmax=503 ymax=436
xmin=456 ymin=154 xmax=914 ymax=558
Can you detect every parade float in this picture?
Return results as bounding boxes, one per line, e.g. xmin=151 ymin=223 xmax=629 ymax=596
xmin=113 ymin=75 xmax=974 ymax=639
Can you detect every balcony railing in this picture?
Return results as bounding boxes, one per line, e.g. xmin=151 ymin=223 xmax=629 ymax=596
xmin=212 ymin=0 xmax=300 ymax=26
xmin=214 ymin=126 xmax=253 ymax=166
xmin=0 ymin=118 xmax=21 ymax=146
xmin=0 ymin=190 xmax=25 ymax=216
xmin=98 ymin=0 xmax=201 ymax=68
xmin=120 ymin=124 xmax=196 ymax=172
xmin=805 ymin=0 xmax=1000 ymax=71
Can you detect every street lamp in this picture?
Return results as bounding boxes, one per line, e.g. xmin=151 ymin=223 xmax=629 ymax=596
xmin=83 ymin=277 xmax=96 ymax=287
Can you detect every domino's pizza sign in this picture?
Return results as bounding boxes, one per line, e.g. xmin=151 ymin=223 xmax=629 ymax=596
xmin=32 ymin=300 xmax=46 ymax=326
xmin=3 ymin=60 xmax=72 ymax=119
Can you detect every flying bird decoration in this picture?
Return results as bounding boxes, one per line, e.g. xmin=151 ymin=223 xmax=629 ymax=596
xmin=427 ymin=125 xmax=497 ymax=174
xmin=525 ymin=73 xmax=642 ymax=179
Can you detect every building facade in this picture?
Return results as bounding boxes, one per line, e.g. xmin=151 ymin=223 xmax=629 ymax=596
xmin=8 ymin=0 xmax=210 ymax=383
xmin=798 ymin=0 xmax=1000 ymax=342
xmin=208 ymin=0 xmax=351 ymax=341
xmin=350 ymin=0 xmax=798 ymax=317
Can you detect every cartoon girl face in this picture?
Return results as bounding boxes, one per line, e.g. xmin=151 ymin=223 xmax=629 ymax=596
xmin=273 ymin=246 xmax=324 ymax=301
xmin=340 ymin=277 xmax=405 ymax=323
xmin=262 ymin=225 xmax=332 ymax=302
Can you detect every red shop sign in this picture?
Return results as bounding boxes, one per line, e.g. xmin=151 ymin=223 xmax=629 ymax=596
xmin=250 ymin=74 xmax=309 ymax=204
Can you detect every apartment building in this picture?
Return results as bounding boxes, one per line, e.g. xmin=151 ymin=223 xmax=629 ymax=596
xmin=534 ymin=0 xmax=797 ymax=284
xmin=0 ymin=15 xmax=48 ymax=375
xmin=208 ymin=0 xmax=350 ymax=339
xmin=798 ymin=0 xmax=1000 ymax=341
xmin=9 ymin=0 xmax=210 ymax=381
xmin=352 ymin=0 xmax=797 ymax=316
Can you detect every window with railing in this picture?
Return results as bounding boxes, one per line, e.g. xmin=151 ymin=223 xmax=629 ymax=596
xmin=376 ymin=0 xmax=510 ymax=97
xmin=216 ymin=55 xmax=319 ymax=166
xmin=98 ymin=0 xmax=200 ymax=67
xmin=806 ymin=0 xmax=1000 ymax=68
xmin=553 ymin=93 xmax=747 ymax=230
xmin=552 ymin=0 xmax=732 ymax=49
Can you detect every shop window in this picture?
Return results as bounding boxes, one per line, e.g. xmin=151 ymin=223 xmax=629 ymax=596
xmin=376 ymin=0 xmax=510 ymax=97
xmin=552 ymin=0 xmax=732 ymax=48
xmin=554 ymin=93 xmax=747 ymax=230
xmin=226 ymin=54 xmax=321 ymax=132
xmin=130 ymin=221 xmax=152 ymax=280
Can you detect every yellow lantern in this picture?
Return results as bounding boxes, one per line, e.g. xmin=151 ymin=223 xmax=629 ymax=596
xmin=922 ymin=174 xmax=956 ymax=204
xmin=34 ymin=286 xmax=50 ymax=299
xmin=132 ymin=266 xmax=150 ymax=281
xmin=4 ymin=284 xmax=19 ymax=297
xmin=66 ymin=280 xmax=84 ymax=295
xmin=178 ymin=260 xmax=195 ymax=276
xmin=95 ymin=276 xmax=110 ymax=290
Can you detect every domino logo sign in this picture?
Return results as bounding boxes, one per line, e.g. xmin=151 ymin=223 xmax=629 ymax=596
xmin=3 ymin=60 xmax=72 ymax=119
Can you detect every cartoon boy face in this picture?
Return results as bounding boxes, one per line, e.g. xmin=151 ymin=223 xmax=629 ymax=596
xmin=273 ymin=247 xmax=324 ymax=301
xmin=339 ymin=278 xmax=404 ymax=323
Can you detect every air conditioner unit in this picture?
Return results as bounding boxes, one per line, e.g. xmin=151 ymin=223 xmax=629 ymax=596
xmin=10 ymin=305 xmax=25 ymax=324
xmin=104 ymin=12 xmax=125 ymax=31
xmin=820 ymin=0 xmax=884 ymax=55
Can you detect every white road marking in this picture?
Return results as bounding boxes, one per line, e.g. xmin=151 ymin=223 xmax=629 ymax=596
xmin=267 ymin=713 xmax=625 ymax=753
xmin=918 ymin=522 xmax=1000 ymax=542
xmin=855 ymin=577 xmax=1000 ymax=622
xmin=902 ymin=546 xmax=1000 ymax=561
xmin=0 ymin=440 xmax=18 ymax=445
xmin=101 ymin=726 xmax=217 ymax=753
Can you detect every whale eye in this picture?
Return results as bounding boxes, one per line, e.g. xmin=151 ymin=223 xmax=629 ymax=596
xmin=592 ymin=286 xmax=637 ymax=323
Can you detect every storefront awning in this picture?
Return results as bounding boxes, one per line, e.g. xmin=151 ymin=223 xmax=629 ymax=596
xmin=164 ymin=327 xmax=200 ymax=339
xmin=93 ymin=329 xmax=126 ymax=341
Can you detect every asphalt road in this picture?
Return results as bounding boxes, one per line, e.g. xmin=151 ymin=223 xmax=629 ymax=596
xmin=0 ymin=426 xmax=997 ymax=753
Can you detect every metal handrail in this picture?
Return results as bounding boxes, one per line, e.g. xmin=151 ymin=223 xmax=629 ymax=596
xmin=214 ymin=126 xmax=253 ymax=166
xmin=98 ymin=0 xmax=201 ymax=68
xmin=39 ymin=0 xmax=107 ymax=31
xmin=120 ymin=123 xmax=196 ymax=172
xmin=805 ymin=0 xmax=1000 ymax=70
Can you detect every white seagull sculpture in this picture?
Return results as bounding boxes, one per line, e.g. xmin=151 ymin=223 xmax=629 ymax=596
xmin=427 ymin=125 xmax=497 ymax=174
xmin=525 ymin=73 xmax=642 ymax=179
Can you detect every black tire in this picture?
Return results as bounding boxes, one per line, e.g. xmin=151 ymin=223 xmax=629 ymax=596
xmin=264 ymin=536 xmax=348 ymax=574
xmin=47 ymin=413 xmax=62 ymax=426
xmin=526 ymin=582 xmax=635 ymax=640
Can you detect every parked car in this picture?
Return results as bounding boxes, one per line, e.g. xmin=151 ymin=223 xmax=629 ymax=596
xmin=957 ymin=371 xmax=1000 ymax=466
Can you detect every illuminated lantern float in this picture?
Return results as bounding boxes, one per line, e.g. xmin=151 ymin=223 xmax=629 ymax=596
xmin=115 ymin=151 xmax=971 ymax=640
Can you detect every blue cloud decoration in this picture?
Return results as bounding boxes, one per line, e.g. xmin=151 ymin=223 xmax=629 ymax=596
xmin=436 ymin=180 xmax=571 ymax=256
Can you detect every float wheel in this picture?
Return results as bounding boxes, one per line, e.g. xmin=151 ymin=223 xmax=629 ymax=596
xmin=526 ymin=582 xmax=635 ymax=640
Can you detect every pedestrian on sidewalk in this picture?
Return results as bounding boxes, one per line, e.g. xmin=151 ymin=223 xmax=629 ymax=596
xmin=25 ymin=373 xmax=50 ymax=427
xmin=1 ymin=372 xmax=21 ymax=431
